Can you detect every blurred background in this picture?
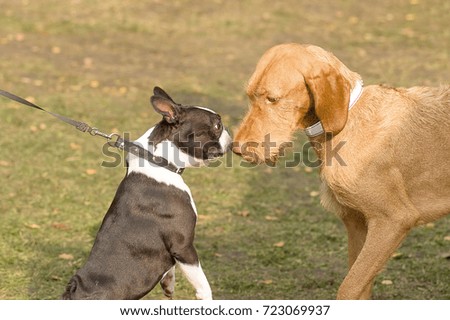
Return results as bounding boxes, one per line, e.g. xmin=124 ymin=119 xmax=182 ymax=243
xmin=0 ymin=0 xmax=448 ymax=299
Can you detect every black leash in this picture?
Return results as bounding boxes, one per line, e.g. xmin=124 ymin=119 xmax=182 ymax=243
xmin=0 ymin=89 xmax=184 ymax=175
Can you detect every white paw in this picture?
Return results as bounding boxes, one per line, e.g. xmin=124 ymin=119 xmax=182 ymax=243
xmin=196 ymin=289 xmax=213 ymax=300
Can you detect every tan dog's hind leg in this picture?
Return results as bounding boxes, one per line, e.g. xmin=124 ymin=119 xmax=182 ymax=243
xmin=337 ymin=218 xmax=410 ymax=299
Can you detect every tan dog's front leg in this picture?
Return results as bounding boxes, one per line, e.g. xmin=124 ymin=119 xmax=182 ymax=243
xmin=342 ymin=211 xmax=367 ymax=269
xmin=337 ymin=219 xmax=410 ymax=299
xmin=342 ymin=211 xmax=373 ymax=299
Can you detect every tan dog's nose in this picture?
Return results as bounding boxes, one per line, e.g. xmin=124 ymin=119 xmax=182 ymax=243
xmin=231 ymin=142 xmax=242 ymax=155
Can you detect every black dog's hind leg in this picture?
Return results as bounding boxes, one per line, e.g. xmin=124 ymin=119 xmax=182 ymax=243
xmin=160 ymin=266 xmax=176 ymax=299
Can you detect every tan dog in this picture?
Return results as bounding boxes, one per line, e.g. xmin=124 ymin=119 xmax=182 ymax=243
xmin=233 ymin=43 xmax=450 ymax=299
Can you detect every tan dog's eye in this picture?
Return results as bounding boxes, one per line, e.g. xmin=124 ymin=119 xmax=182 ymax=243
xmin=266 ymin=96 xmax=279 ymax=104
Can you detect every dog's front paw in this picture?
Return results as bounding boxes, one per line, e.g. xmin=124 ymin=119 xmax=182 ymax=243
xmin=196 ymin=289 xmax=213 ymax=300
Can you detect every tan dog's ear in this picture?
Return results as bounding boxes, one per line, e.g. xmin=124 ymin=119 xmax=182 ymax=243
xmin=304 ymin=62 xmax=351 ymax=136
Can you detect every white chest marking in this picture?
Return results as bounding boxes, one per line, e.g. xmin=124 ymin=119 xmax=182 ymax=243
xmin=126 ymin=127 xmax=197 ymax=215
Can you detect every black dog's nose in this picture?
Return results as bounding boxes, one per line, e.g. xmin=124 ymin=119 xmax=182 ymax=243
xmin=208 ymin=149 xmax=223 ymax=159
xmin=206 ymin=145 xmax=224 ymax=159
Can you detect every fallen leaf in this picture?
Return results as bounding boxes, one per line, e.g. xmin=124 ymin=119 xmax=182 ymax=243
xmin=21 ymin=77 xmax=31 ymax=84
xmin=86 ymin=169 xmax=97 ymax=175
xmin=58 ymin=253 xmax=74 ymax=260
xmin=213 ymin=226 xmax=225 ymax=234
xmin=391 ymin=252 xmax=403 ymax=259
xmin=400 ymin=28 xmax=415 ymax=38
xmin=118 ymin=86 xmax=128 ymax=95
xmin=443 ymin=236 xmax=450 ymax=241
xmin=83 ymin=57 xmax=93 ymax=69
xmin=89 ymin=80 xmax=100 ymax=88
xmin=214 ymin=253 xmax=223 ymax=257
xmin=264 ymin=167 xmax=273 ymax=174
xmin=51 ymin=46 xmax=61 ymax=54
xmin=364 ymin=33 xmax=374 ymax=41
xmin=260 ymin=279 xmax=273 ymax=285
xmin=29 ymin=125 xmax=38 ymax=132
xmin=25 ymin=96 xmax=36 ymax=104
xmin=25 ymin=223 xmax=41 ymax=229
xmin=425 ymin=223 xmax=435 ymax=228
xmin=0 ymin=160 xmax=11 ymax=167
xmin=51 ymin=222 xmax=70 ymax=230
xmin=405 ymin=13 xmax=415 ymax=21
xmin=51 ymin=275 xmax=62 ymax=281
xmin=309 ymin=191 xmax=320 ymax=197
xmin=39 ymin=123 xmax=46 ymax=130
xmin=348 ymin=16 xmax=359 ymax=25
xmin=15 ymin=33 xmax=25 ymax=41
xmin=273 ymin=241 xmax=285 ymax=248
xmin=385 ymin=13 xmax=395 ymax=21
xmin=304 ymin=167 xmax=313 ymax=173
xmin=69 ymin=142 xmax=82 ymax=150
xmin=65 ymin=156 xmax=80 ymax=162
xmin=265 ymin=215 xmax=278 ymax=221
xmin=381 ymin=280 xmax=393 ymax=285
xmin=238 ymin=210 xmax=250 ymax=217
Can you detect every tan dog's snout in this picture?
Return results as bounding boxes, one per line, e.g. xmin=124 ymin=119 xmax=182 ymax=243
xmin=231 ymin=138 xmax=263 ymax=164
xmin=232 ymin=121 xmax=282 ymax=165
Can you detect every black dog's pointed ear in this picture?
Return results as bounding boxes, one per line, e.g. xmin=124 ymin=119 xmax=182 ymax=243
xmin=153 ymin=86 xmax=176 ymax=103
xmin=150 ymin=95 xmax=180 ymax=124
xmin=151 ymin=87 xmax=180 ymax=123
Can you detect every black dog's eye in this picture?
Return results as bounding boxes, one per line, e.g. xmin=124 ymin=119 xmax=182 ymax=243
xmin=214 ymin=122 xmax=222 ymax=131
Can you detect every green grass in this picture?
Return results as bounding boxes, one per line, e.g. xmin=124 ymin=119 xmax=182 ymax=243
xmin=0 ymin=0 xmax=449 ymax=300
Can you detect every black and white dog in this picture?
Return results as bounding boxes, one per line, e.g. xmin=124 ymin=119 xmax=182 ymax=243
xmin=62 ymin=87 xmax=232 ymax=300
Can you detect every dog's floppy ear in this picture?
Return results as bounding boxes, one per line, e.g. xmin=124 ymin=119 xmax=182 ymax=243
xmin=150 ymin=87 xmax=180 ymax=123
xmin=301 ymin=48 xmax=352 ymax=136
xmin=304 ymin=64 xmax=350 ymax=136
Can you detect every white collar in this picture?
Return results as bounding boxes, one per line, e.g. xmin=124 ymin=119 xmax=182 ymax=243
xmin=304 ymin=79 xmax=364 ymax=137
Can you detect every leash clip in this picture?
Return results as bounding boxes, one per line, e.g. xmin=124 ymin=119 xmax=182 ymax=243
xmin=89 ymin=127 xmax=123 ymax=148
xmin=89 ymin=127 xmax=108 ymax=138
xmin=107 ymin=133 xmax=124 ymax=149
